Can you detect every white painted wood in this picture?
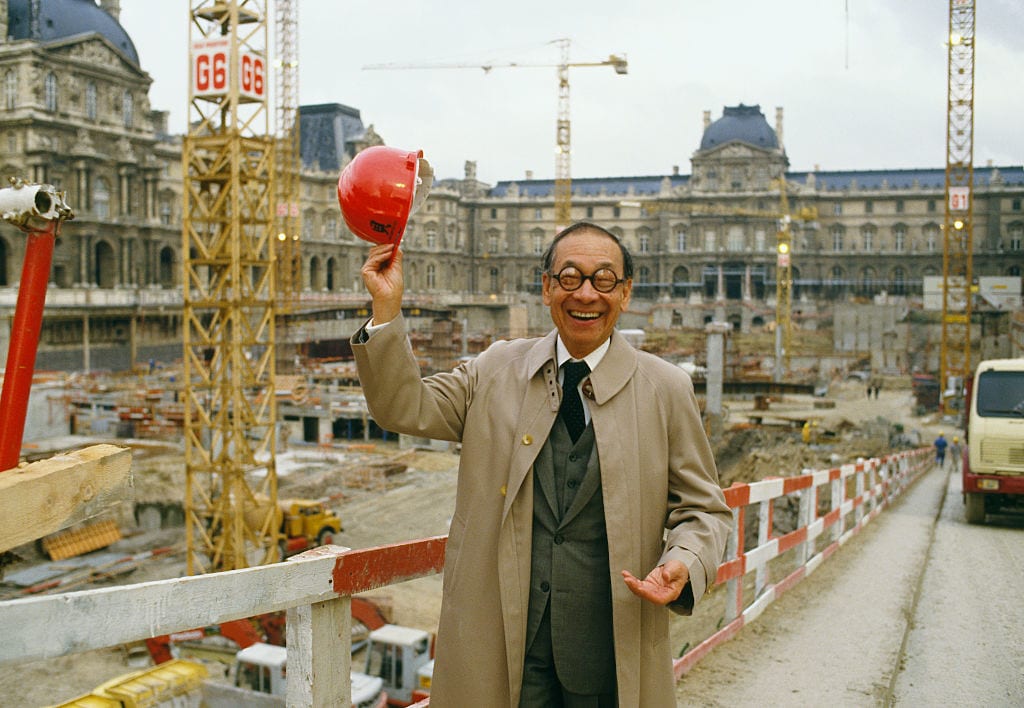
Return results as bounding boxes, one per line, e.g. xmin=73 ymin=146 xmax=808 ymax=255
xmin=286 ymin=596 xmax=351 ymax=708
xmin=0 ymin=545 xmax=351 ymax=665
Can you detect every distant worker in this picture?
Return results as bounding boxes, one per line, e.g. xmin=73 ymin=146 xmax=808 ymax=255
xmin=948 ymin=435 xmax=962 ymax=472
xmin=934 ymin=432 xmax=948 ymax=467
xmin=353 ymin=221 xmax=732 ymax=706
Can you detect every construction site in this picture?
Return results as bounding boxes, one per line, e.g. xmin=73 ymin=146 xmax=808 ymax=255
xmin=0 ymin=0 xmax=1021 ymax=706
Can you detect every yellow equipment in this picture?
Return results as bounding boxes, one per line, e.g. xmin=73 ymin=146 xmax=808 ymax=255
xmin=940 ymin=0 xmax=975 ymax=414
xmin=183 ymin=0 xmax=279 ymax=573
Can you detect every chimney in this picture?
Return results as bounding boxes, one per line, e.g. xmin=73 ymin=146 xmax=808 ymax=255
xmin=100 ymin=1 xmax=121 ymax=21
xmin=775 ymin=106 xmax=784 ymax=151
xmin=672 ymin=165 xmax=679 ymax=176
xmin=703 ymin=110 xmax=711 ymax=130
xmin=525 ymin=170 xmax=534 ymax=181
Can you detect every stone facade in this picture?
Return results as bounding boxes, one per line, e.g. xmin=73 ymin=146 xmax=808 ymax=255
xmin=1 ymin=4 xmax=1021 ymax=370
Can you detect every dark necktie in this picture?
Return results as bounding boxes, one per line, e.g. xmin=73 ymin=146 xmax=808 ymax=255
xmin=560 ymin=360 xmax=590 ymax=443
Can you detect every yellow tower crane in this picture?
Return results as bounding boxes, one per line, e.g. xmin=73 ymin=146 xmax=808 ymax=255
xmin=274 ymin=0 xmax=301 ymax=316
xmin=940 ymin=0 xmax=975 ymax=414
xmin=183 ymin=0 xmax=278 ymax=573
xmin=364 ymin=39 xmax=627 ymax=229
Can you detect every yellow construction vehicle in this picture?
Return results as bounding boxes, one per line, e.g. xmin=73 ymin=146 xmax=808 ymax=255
xmin=270 ymin=497 xmax=343 ymax=559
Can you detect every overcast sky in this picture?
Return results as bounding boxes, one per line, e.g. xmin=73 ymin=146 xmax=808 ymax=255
xmin=119 ymin=0 xmax=1023 ymax=185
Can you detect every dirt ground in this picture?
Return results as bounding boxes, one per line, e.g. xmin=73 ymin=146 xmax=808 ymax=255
xmin=0 ymin=380 xmax=946 ymax=706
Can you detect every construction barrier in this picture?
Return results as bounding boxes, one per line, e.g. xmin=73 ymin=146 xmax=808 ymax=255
xmin=674 ymin=445 xmax=932 ymax=677
xmin=0 ymin=448 xmax=931 ymax=705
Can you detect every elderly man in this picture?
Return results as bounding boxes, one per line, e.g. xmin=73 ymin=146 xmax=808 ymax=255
xmin=352 ymin=221 xmax=731 ymax=707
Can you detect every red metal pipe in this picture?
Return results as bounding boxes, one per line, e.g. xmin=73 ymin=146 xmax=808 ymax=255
xmin=0 ymin=222 xmax=58 ymax=472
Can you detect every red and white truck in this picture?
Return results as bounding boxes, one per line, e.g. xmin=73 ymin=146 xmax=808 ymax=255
xmin=962 ymin=357 xmax=1024 ymax=524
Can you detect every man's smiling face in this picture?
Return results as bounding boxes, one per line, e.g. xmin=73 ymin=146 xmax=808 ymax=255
xmin=542 ymin=228 xmax=633 ymax=359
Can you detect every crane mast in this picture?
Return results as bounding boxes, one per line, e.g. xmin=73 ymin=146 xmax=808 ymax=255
xmin=364 ymin=40 xmax=626 ymax=232
xmin=775 ymin=178 xmax=793 ymax=381
xmin=183 ymin=0 xmax=278 ymax=573
xmin=274 ymin=0 xmax=301 ymax=313
xmin=940 ymin=0 xmax=975 ymax=414
xmin=554 ymin=39 xmax=572 ymax=229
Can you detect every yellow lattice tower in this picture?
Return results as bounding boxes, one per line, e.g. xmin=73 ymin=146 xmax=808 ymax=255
xmin=940 ymin=0 xmax=975 ymax=414
xmin=183 ymin=0 xmax=278 ymax=573
xmin=274 ymin=0 xmax=301 ymax=314
xmin=775 ymin=178 xmax=793 ymax=381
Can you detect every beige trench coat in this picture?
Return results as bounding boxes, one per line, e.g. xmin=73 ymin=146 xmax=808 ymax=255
xmin=352 ymin=316 xmax=731 ymax=707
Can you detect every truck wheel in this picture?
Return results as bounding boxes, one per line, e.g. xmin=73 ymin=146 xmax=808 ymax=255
xmin=965 ymin=493 xmax=986 ymax=524
xmin=317 ymin=527 xmax=337 ymax=547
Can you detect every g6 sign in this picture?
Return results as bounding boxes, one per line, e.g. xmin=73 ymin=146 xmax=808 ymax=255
xmin=239 ymin=53 xmax=265 ymax=101
xmin=191 ymin=39 xmax=266 ymax=102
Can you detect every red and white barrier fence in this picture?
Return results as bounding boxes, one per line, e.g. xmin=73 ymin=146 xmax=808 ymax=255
xmin=0 ymin=446 xmax=931 ymax=704
xmin=674 ymin=445 xmax=932 ymax=678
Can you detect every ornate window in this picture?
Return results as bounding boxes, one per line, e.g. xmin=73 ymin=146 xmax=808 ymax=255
xmin=488 ymin=234 xmax=499 ymax=253
xmin=94 ymin=177 xmax=111 ymax=219
xmin=4 ymin=70 xmax=16 ymax=110
xmin=861 ymin=225 xmax=875 ymax=252
xmin=44 ymin=73 xmax=58 ymax=112
xmin=924 ymin=224 xmax=940 ymax=253
xmin=675 ymin=227 xmax=687 ymax=252
xmin=727 ymin=226 xmax=744 ymax=252
xmin=831 ymin=225 xmax=844 ymax=252
xmin=426 ymin=228 xmax=437 ymax=249
xmin=122 ymin=91 xmax=133 ymax=128
xmin=86 ymin=82 xmax=97 ymax=120
xmin=426 ymin=263 xmax=436 ymax=289
xmin=893 ymin=224 xmax=906 ymax=252
xmin=639 ymin=232 xmax=650 ymax=253
xmin=1008 ymin=223 xmax=1023 ymax=251
xmin=532 ymin=233 xmax=544 ymax=255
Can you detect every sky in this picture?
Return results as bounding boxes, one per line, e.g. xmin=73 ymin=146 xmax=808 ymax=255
xmin=119 ymin=0 xmax=1024 ymax=185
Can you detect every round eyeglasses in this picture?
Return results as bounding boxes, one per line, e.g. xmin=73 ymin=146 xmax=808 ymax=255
xmin=550 ymin=266 xmax=624 ymax=293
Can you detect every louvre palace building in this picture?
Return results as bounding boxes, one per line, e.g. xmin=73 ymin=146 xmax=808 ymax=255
xmin=1 ymin=0 xmax=1022 ymax=372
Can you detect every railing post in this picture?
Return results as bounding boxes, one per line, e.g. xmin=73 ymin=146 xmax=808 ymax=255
xmin=831 ymin=475 xmax=842 ymax=542
xmin=724 ymin=506 xmax=742 ymax=623
xmin=795 ymin=471 xmax=813 ymax=567
xmin=854 ymin=460 xmax=865 ymax=526
xmin=286 ymin=596 xmax=352 ymax=707
xmin=755 ymin=499 xmax=771 ymax=597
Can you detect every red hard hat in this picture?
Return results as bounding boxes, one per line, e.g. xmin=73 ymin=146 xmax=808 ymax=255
xmin=337 ymin=146 xmax=433 ymax=246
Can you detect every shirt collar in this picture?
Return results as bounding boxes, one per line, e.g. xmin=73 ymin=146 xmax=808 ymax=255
xmin=556 ymin=336 xmax=610 ymax=373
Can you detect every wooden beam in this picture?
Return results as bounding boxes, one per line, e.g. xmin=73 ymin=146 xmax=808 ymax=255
xmin=0 ymin=444 xmax=132 ymax=554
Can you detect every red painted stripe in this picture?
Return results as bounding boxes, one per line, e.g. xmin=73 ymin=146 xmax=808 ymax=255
xmin=723 ymin=482 xmax=750 ymax=508
xmin=821 ymin=508 xmax=841 ymax=529
xmin=783 ymin=475 xmax=813 ymax=494
xmin=715 ymin=556 xmax=745 ymax=583
xmin=332 ymin=536 xmax=447 ymax=596
xmin=772 ymin=564 xmax=806 ymax=595
xmin=674 ymin=616 xmax=745 ymax=678
xmin=775 ymin=526 xmax=808 ymax=555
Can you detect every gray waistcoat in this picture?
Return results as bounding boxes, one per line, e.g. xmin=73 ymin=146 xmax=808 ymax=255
xmin=525 ymin=420 xmax=616 ymax=694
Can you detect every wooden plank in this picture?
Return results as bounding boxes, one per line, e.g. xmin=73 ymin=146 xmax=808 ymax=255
xmin=0 ymin=444 xmax=132 ymax=553
xmin=0 ymin=544 xmax=354 ymax=666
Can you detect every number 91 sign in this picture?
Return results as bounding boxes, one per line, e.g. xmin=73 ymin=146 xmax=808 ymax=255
xmin=191 ymin=38 xmax=266 ymax=102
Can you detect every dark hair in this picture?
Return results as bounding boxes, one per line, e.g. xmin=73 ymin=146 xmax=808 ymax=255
xmin=541 ymin=221 xmax=634 ymax=279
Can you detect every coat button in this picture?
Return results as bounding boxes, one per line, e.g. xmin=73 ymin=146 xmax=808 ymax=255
xmin=522 ymin=434 xmax=533 ymax=445
xmin=540 ymin=581 xmax=550 ymax=592
xmin=554 ymin=534 xmax=564 ymax=544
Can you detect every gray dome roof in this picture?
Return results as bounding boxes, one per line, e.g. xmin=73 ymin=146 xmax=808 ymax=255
xmin=700 ymin=104 xmax=778 ymax=151
xmin=7 ymin=0 xmax=139 ymax=66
